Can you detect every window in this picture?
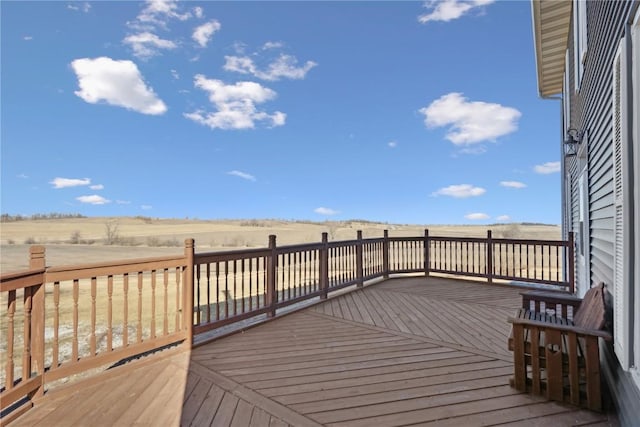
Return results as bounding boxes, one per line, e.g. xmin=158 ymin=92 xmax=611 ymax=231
xmin=573 ymin=0 xmax=588 ymax=89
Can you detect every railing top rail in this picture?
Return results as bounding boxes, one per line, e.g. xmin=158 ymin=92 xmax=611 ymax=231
xmin=277 ymin=242 xmax=324 ymax=253
xmin=489 ymin=237 xmax=569 ymax=246
xmin=1 ymin=267 xmax=46 ymax=292
xmin=427 ymin=236 xmax=488 ymax=243
xmin=1 ymin=267 xmax=46 ymax=282
xmin=45 ymin=254 xmax=188 ymax=282
xmin=195 ymin=247 xmax=271 ymax=262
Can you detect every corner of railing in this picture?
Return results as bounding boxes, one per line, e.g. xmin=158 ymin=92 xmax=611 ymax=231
xmin=424 ymin=229 xmax=430 ymax=277
xmin=320 ymin=232 xmax=329 ymax=299
xmin=383 ymin=230 xmax=390 ymax=278
xmin=356 ymin=230 xmax=364 ymax=288
xmin=184 ymin=238 xmax=195 ymax=348
xmin=266 ymin=235 xmax=277 ymax=317
xmin=29 ymin=245 xmax=46 ymax=398
xmin=486 ymin=230 xmax=493 ymax=284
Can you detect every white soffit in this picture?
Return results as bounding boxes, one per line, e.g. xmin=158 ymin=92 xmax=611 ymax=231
xmin=532 ymin=0 xmax=572 ymax=97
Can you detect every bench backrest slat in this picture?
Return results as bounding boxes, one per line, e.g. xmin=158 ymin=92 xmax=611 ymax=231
xmin=573 ymin=282 xmax=606 ymax=330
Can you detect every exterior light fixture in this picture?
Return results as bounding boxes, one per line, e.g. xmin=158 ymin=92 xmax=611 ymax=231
xmin=563 ymin=128 xmax=583 ymax=157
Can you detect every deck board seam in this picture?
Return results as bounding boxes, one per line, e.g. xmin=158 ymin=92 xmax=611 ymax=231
xmin=306 ymin=310 xmax=513 ymax=362
xmin=189 ymin=359 xmax=323 ymax=427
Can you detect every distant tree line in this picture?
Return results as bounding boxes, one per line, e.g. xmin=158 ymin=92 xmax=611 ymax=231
xmin=1 ymin=213 xmax=87 ymax=222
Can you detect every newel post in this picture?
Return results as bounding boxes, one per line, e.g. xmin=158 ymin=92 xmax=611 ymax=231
xmin=424 ymin=229 xmax=430 ymax=277
xmin=320 ymin=232 xmax=329 ymax=299
xmin=183 ymin=239 xmax=195 ymax=348
xmin=383 ymin=230 xmax=390 ymax=278
xmin=29 ymin=245 xmax=46 ymax=397
xmin=266 ymin=235 xmax=277 ymax=317
xmin=356 ymin=230 xmax=364 ymax=288
xmin=486 ymin=230 xmax=493 ymax=284
xmin=568 ymin=231 xmax=575 ymax=294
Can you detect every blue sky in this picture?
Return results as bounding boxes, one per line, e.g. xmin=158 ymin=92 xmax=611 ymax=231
xmin=1 ymin=0 xmax=563 ymax=225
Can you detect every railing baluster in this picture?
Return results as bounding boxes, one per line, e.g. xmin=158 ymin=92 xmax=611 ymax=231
xmin=91 ymin=276 xmax=97 ymax=354
xmin=123 ymin=274 xmax=129 ymax=348
xmin=151 ymin=270 xmax=156 ymax=339
xmin=72 ymin=279 xmax=79 ymax=358
xmin=6 ymin=289 xmax=16 ymax=389
xmin=163 ymin=269 xmax=169 ymax=335
xmin=137 ymin=272 xmax=143 ymax=344
xmin=54 ymin=282 xmax=61 ymax=365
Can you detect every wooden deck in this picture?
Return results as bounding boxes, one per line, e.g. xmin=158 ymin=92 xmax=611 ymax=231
xmin=11 ymin=277 xmax=617 ymax=426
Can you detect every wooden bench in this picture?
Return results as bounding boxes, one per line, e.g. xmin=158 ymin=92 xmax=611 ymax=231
xmin=508 ymin=283 xmax=612 ymax=411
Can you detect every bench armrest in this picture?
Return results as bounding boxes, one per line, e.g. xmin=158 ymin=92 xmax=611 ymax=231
xmin=508 ymin=315 xmax=612 ymax=341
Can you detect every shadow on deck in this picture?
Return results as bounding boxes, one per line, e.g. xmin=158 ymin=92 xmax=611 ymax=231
xmin=11 ymin=277 xmax=618 ymax=426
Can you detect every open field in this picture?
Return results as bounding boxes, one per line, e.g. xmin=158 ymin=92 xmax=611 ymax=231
xmin=1 ymin=217 xmax=560 ymax=272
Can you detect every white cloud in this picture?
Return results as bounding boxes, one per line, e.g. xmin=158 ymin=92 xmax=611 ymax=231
xmin=50 ymin=177 xmax=91 ymax=189
xmin=496 ymin=215 xmax=511 ymax=221
xmin=123 ymin=32 xmax=177 ymax=59
xmin=89 ymin=184 xmax=104 ymax=190
xmin=193 ymin=6 xmax=204 ymax=19
xmin=534 ymin=161 xmax=561 ymax=174
xmin=192 ymin=20 xmax=221 ymax=47
xmin=116 ymin=200 xmax=131 ymax=205
xmin=432 ymin=184 xmax=486 ymax=198
xmin=315 ymin=207 xmax=339 ymax=216
xmin=457 ymin=145 xmax=487 ymax=155
xmin=388 ymin=141 xmax=398 ymax=148
xmin=141 ymin=205 xmax=153 ymax=210
xmin=18 ymin=173 xmax=29 ymax=179
xmin=500 ymin=181 xmax=526 ymax=189
xmin=133 ymin=0 xmax=192 ymax=30
xmin=77 ymin=195 xmax=110 ymax=205
xmin=465 ymin=212 xmax=490 ymax=220
xmin=184 ymin=75 xmax=285 ymax=130
xmin=71 ymin=57 xmax=167 ymax=115
xmin=228 ymin=170 xmax=256 ymax=181
xmin=67 ymin=2 xmax=91 ymax=12
xmin=419 ymin=92 xmax=521 ymax=145
xmin=171 ymin=69 xmax=180 ymax=79
xmin=418 ymin=0 xmax=494 ymax=23
xmin=263 ymin=41 xmax=284 ymax=50
xmin=23 ymin=36 xmax=33 ymax=41
xmin=224 ymin=54 xmax=317 ymax=81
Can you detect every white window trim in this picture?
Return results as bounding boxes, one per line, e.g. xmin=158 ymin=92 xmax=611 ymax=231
xmin=573 ymin=0 xmax=588 ymax=90
xmin=612 ymin=35 xmax=631 ymax=370
xmin=631 ymin=5 xmax=640 ymax=386
xmin=563 ymin=49 xmax=571 ymax=134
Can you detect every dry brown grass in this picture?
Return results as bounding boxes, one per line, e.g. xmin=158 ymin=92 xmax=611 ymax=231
xmin=0 ymin=217 xmax=560 ymax=272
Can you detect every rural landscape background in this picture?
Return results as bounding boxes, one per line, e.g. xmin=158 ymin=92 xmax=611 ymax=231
xmin=1 ymin=214 xmax=560 ymax=272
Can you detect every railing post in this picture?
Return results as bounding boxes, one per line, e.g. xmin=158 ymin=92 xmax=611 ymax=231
xmin=568 ymin=231 xmax=575 ymax=294
xmin=266 ymin=235 xmax=277 ymax=317
xmin=383 ymin=230 xmax=390 ymax=278
xmin=424 ymin=229 xmax=430 ymax=277
xmin=486 ymin=230 xmax=493 ymax=284
xmin=183 ymin=239 xmax=195 ymax=348
xmin=320 ymin=232 xmax=329 ymax=299
xmin=356 ymin=230 xmax=364 ymax=288
xmin=29 ymin=246 xmax=46 ymax=398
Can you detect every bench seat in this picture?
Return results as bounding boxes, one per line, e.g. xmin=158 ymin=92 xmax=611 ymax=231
xmin=507 ymin=283 xmax=612 ymax=411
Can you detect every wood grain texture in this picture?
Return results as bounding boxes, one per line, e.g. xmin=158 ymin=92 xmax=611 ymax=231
xmin=10 ymin=277 xmax=616 ymax=426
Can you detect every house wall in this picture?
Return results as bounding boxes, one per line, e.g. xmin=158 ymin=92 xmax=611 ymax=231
xmin=562 ymin=1 xmax=639 ymax=424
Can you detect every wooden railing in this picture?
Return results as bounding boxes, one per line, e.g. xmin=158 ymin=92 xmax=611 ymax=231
xmin=1 ymin=230 xmax=573 ymax=422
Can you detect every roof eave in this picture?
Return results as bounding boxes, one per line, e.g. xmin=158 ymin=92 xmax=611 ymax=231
xmin=531 ymin=0 xmax=572 ymax=98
